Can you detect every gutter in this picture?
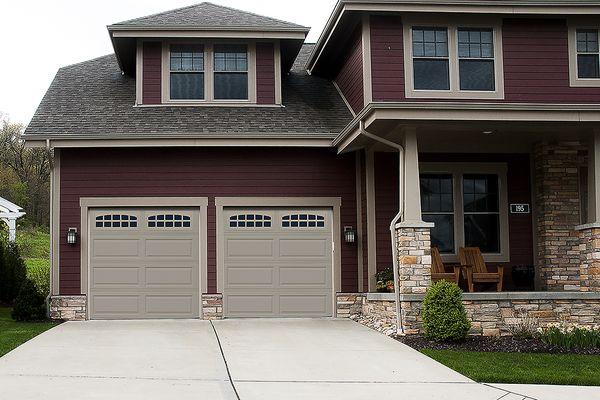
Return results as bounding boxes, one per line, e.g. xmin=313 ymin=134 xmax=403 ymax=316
xmin=358 ymin=121 xmax=406 ymax=335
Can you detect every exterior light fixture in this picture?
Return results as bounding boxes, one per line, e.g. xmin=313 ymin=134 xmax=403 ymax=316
xmin=67 ymin=228 xmax=78 ymax=245
xmin=344 ymin=226 xmax=356 ymax=244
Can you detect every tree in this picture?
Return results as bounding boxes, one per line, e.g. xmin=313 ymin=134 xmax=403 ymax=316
xmin=0 ymin=117 xmax=52 ymax=226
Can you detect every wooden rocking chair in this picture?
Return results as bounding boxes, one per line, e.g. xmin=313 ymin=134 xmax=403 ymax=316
xmin=458 ymin=247 xmax=504 ymax=292
xmin=431 ymin=247 xmax=461 ymax=285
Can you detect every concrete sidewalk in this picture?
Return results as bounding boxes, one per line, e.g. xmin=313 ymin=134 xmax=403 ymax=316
xmin=1 ymin=318 xmax=594 ymax=399
xmin=487 ymin=383 xmax=600 ymax=400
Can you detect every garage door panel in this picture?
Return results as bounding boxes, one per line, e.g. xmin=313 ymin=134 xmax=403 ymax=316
xmin=145 ymin=267 xmax=195 ymax=286
xmin=89 ymin=207 xmax=200 ymax=320
xmin=92 ymin=267 xmax=140 ymax=286
xmin=279 ymin=266 xmax=328 ymax=286
xmin=226 ymin=239 xmax=273 ymax=257
xmin=227 ymin=295 xmax=274 ymax=316
xmin=92 ymin=295 xmax=140 ymax=315
xmin=279 ymin=239 xmax=328 ymax=257
xmin=279 ymin=294 xmax=330 ymax=315
xmin=145 ymin=239 xmax=194 ymax=257
xmin=223 ymin=207 xmax=333 ymax=317
xmin=227 ymin=266 xmax=274 ymax=286
xmin=93 ymin=239 xmax=140 ymax=257
xmin=145 ymin=295 xmax=195 ymax=315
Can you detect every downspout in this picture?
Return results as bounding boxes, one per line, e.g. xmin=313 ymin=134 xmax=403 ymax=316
xmin=359 ymin=121 xmax=405 ymax=334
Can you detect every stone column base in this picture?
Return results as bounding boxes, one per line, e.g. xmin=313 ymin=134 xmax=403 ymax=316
xmin=49 ymin=295 xmax=86 ymax=321
xmin=578 ymin=226 xmax=600 ymax=292
xmin=201 ymin=294 xmax=223 ymax=319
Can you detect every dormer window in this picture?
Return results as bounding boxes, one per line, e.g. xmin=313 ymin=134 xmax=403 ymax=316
xmin=170 ymin=45 xmax=205 ymax=100
xmin=214 ymin=45 xmax=249 ymax=100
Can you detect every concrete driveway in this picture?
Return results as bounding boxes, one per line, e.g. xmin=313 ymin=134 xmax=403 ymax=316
xmin=0 ymin=318 xmax=526 ymax=400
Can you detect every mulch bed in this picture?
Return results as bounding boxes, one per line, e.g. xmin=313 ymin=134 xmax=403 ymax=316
xmin=396 ymin=335 xmax=600 ymax=355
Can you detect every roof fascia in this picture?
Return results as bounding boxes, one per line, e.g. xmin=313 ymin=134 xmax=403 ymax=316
xmin=110 ymin=29 xmax=307 ymax=40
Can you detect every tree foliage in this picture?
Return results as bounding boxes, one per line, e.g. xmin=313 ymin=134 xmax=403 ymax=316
xmin=0 ymin=117 xmax=51 ymax=226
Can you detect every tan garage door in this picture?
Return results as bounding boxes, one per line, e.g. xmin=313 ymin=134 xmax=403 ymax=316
xmin=222 ymin=208 xmax=333 ymax=317
xmin=89 ymin=208 xmax=200 ymax=319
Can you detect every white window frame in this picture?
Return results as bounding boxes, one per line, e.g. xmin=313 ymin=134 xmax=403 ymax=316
xmin=160 ymin=40 xmax=257 ymax=105
xmin=420 ymin=163 xmax=510 ymax=263
xmin=403 ymin=17 xmax=504 ymax=100
xmin=568 ymin=25 xmax=600 ymax=87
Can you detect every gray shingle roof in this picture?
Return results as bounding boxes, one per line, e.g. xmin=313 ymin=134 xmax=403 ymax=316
xmin=110 ymin=2 xmax=308 ymax=31
xmin=24 ymin=44 xmax=352 ymax=138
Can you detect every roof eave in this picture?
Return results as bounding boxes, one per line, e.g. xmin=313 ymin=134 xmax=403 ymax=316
xmin=107 ymin=24 xmax=310 ymax=33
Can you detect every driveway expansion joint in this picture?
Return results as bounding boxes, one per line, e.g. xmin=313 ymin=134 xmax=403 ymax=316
xmin=210 ymin=320 xmax=241 ymax=400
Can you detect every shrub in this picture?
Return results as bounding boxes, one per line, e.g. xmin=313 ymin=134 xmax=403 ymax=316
xmin=11 ymin=279 xmax=47 ymax=321
xmin=539 ymin=323 xmax=600 ymax=350
xmin=375 ymin=267 xmax=394 ymax=292
xmin=422 ymin=280 xmax=471 ymax=341
xmin=0 ymin=238 xmax=27 ymax=304
xmin=26 ymin=259 xmax=50 ymax=297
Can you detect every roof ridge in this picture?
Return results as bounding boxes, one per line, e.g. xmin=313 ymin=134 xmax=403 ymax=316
xmin=59 ymin=54 xmax=115 ymax=70
xmin=110 ymin=1 xmax=308 ymax=29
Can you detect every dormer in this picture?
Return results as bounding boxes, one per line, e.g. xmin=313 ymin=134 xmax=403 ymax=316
xmin=108 ymin=2 xmax=309 ymax=106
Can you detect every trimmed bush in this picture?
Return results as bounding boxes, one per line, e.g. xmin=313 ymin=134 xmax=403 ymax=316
xmin=422 ymin=280 xmax=471 ymax=341
xmin=0 ymin=238 xmax=27 ymax=305
xmin=11 ymin=279 xmax=47 ymax=321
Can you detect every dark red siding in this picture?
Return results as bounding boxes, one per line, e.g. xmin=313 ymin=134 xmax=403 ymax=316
xmin=374 ymin=152 xmax=534 ymax=289
xmin=370 ymin=15 xmax=405 ymax=102
xmin=360 ymin=150 xmax=369 ymax=289
xmin=256 ymin=42 xmax=276 ymax=104
xmin=503 ymin=19 xmax=600 ymax=102
xmin=142 ymin=42 xmax=162 ymax=105
xmin=335 ymin=27 xmax=364 ymax=113
xmin=59 ymin=148 xmax=358 ymax=295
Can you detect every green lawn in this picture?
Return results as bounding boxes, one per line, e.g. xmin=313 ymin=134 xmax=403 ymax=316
xmin=0 ymin=307 xmax=58 ymax=358
xmin=423 ymin=349 xmax=600 ymax=386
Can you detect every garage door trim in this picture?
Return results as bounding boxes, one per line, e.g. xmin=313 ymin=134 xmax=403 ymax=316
xmin=80 ymin=197 xmax=208 ymax=320
xmin=215 ymin=197 xmax=342 ymax=316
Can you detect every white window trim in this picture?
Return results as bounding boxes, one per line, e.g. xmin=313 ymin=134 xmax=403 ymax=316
xmin=403 ymin=17 xmax=505 ymax=100
xmin=568 ymin=25 xmax=600 ymax=87
xmin=160 ymin=40 xmax=257 ymax=105
xmin=420 ymin=162 xmax=510 ymax=263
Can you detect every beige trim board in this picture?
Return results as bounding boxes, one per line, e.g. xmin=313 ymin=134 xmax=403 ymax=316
xmin=333 ymin=81 xmax=357 ymax=117
xmin=214 ymin=196 xmax=343 ymax=314
xmin=274 ymin=40 xmax=283 ymax=105
xmin=79 ymin=196 xmax=209 ymax=319
xmin=135 ymin=40 xmax=143 ymax=105
xmin=50 ymin=149 xmax=60 ymax=295
xmin=112 ymin=30 xmax=307 ymax=40
xmin=362 ymin=13 xmax=373 ymax=105
xmin=24 ymin=137 xmax=335 ymax=149
xmin=365 ymin=150 xmax=377 ymax=291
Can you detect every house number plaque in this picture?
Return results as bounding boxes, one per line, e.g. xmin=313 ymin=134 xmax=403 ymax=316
xmin=510 ymin=204 xmax=530 ymax=214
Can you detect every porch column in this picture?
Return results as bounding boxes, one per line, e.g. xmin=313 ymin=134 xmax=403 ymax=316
xmin=396 ymin=129 xmax=433 ymax=295
xmin=578 ymin=130 xmax=600 ymax=292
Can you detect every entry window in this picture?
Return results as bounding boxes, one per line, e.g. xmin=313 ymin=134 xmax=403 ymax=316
xmin=463 ymin=174 xmax=500 ymax=253
xmin=282 ymin=214 xmax=325 ymax=228
xmin=214 ymin=45 xmax=248 ymax=100
xmin=96 ymin=214 xmax=138 ymax=228
xmin=420 ymin=174 xmax=454 ymax=253
xmin=458 ymin=28 xmax=495 ymax=91
xmin=576 ymin=29 xmax=600 ymax=79
xmin=412 ymin=27 xmax=450 ymax=90
xmin=170 ymin=45 xmax=204 ymax=100
xmin=229 ymin=214 xmax=272 ymax=228
xmin=148 ymin=214 xmax=191 ymax=228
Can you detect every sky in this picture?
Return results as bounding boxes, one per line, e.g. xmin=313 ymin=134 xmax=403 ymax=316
xmin=0 ymin=0 xmax=337 ymax=125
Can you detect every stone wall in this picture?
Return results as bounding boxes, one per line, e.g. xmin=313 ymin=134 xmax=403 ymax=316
xmin=335 ymin=293 xmax=364 ymax=318
xmin=201 ymin=294 xmax=223 ymax=320
xmin=578 ymin=226 xmax=600 ymax=292
xmin=336 ymin=293 xmax=397 ymax=335
xmin=49 ymin=295 xmax=86 ymax=321
xmin=534 ymin=141 xmax=587 ymax=291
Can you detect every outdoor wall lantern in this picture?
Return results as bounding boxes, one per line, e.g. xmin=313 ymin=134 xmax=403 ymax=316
xmin=344 ymin=226 xmax=356 ymax=244
xmin=66 ymin=228 xmax=78 ymax=245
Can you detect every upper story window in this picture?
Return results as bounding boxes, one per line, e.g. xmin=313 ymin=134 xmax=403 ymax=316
xmin=404 ymin=20 xmax=504 ymax=99
xmin=170 ymin=45 xmax=204 ymax=100
xmin=569 ymin=26 xmax=600 ymax=87
xmin=214 ymin=45 xmax=249 ymax=100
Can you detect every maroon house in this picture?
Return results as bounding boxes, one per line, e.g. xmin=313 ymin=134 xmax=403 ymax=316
xmin=24 ymin=1 xmax=600 ymax=333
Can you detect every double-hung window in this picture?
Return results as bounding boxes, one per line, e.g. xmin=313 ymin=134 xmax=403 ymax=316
xmin=576 ymin=29 xmax=600 ymax=79
xmin=458 ymin=29 xmax=495 ymax=91
xmin=214 ymin=44 xmax=249 ymax=100
xmin=420 ymin=165 xmax=509 ymax=261
xmin=406 ymin=22 xmax=503 ymax=98
xmin=412 ymin=27 xmax=450 ymax=90
xmin=169 ymin=45 xmax=204 ymax=100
